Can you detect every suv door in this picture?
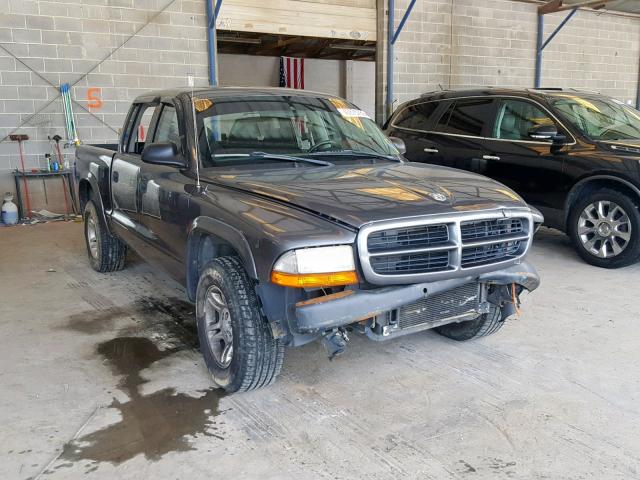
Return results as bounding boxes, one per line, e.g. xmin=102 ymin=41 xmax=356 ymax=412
xmin=482 ymin=97 xmax=573 ymax=223
xmin=386 ymin=101 xmax=443 ymax=161
xmin=138 ymin=101 xmax=191 ymax=278
xmin=110 ymin=102 xmax=157 ymax=245
xmin=430 ymin=97 xmax=497 ymax=171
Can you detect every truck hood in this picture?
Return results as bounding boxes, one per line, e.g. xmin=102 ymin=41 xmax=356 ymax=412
xmin=202 ymin=162 xmax=528 ymax=228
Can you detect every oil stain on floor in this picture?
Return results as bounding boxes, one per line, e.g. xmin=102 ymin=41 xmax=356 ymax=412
xmin=54 ymin=298 xmax=225 ymax=472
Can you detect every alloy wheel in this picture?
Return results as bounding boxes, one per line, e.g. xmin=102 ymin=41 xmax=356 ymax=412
xmin=203 ymin=285 xmax=234 ymax=368
xmin=86 ymin=215 xmax=99 ymax=259
xmin=578 ymin=200 xmax=632 ymax=258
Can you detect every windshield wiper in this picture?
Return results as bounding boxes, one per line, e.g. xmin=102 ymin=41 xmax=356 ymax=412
xmin=309 ymin=150 xmax=403 ymax=163
xmin=213 ymin=152 xmax=332 ymax=167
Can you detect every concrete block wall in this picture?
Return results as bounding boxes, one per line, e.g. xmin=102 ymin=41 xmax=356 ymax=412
xmin=0 ymin=0 xmax=210 ymax=204
xmin=388 ymin=0 xmax=640 ymax=110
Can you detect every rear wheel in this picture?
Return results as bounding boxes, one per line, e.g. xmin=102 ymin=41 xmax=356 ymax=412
xmin=83 ymin=200 xmax=127 ymax=273
xmin=196 ymin=256 xmax=284 ymax=392
xmin=568 ymin=188 xmax=640 ymax=268
xmin=435 ymin=306 xmax=503 ymax=341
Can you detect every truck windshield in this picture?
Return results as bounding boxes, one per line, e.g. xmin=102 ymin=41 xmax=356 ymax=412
xmin=549 ymin=94 xmax=640 ymax=141
xmin=195 ymin=95 xmax=399 ymax=167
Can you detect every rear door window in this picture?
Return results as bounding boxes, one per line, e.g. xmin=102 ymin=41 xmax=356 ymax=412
xmin=153 ymin=104 xmax=181 ymax=147
xmin=435 ymin=98 xmax=495 ymax=137
xmin=124 ymin=103 xmax=157 ymax=154
xmin=393 ymin=102 xmax=440 ymax=131
xmin=493 ymin=99 xmax=556 ymax=141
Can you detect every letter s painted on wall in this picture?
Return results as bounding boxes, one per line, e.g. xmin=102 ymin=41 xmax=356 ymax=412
xmin=87 ymin=87 xmax=103 ymax=109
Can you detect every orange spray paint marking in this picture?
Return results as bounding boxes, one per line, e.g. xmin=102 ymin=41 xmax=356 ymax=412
xmin=87 ymin=87 xmax=103 ymax=109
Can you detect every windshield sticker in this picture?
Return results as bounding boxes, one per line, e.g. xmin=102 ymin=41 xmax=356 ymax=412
xmin=329 ymin=98 xmax=366 ymax=129
xmin=337 ymin=108 xmax=370 ymax=118
xmin=193 ymin=98 xmax=213 ymax=112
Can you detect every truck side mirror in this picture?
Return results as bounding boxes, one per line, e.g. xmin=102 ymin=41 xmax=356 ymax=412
xmin=388 ymin=136 xmax=406 ymax=154
xmin=141 ymin=142 xmax=187 ymax=168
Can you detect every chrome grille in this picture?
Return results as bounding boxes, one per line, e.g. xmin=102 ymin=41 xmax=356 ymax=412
xmin=370 ymin=250 xmax=450 ymax=275
xmin=367 ymin=224 xmax=449 ymax=252
xmin=358 ymin=211 xmax=532 ymax=284
xmin=461 ymin=240 xmax=522 ymax=268
xmin=398 ymin=283 xmax=480 ymax=330
xmin=460 ymin=218 xmax=524 ymax=242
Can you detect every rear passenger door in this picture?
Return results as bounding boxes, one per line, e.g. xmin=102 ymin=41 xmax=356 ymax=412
xmin=430 ymin=98 xmax=497 ymax=172
xmin=110 ymin=102 xmax=157 ymax=244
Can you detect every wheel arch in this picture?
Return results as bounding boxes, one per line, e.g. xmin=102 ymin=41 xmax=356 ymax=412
xmin=564 ymin=175 xmax=640 ymax=229
xmin=78 ymin=175 xmax=111 ymax=233
xmin=185 ymin=217 xmax=259 ymax=302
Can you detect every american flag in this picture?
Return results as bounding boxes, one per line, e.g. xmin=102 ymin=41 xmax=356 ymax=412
xmin=279 ymin=56 xmax=304 ymax=89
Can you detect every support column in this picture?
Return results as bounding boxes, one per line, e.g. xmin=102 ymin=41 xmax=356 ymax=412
xmin=535 ymin=14 xmax=544 ymax=88
xmin=206 ymin=0 xmax=220 ymax=86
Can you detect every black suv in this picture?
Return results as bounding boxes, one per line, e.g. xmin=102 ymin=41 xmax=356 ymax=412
xmin=386 ymin=88 xmax=640 ymax=268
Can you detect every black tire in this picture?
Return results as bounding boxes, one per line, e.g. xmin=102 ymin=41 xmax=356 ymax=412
xmin=435 ymin=306 xmax=503 ymax=341
xmin=83 ymin=200 xmax=127 ymax=273
xmin=568 ymin=188 xmax=640 ymax=269
xmin=195 ymin=256 xmax=284 ymax=393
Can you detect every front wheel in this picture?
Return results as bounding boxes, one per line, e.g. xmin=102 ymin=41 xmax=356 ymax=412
xmin=196 ymin=256 xmax=284 ymax=393
xmin=568 ymin=188 xmax=640 ymax=268
xmin=435 ymin=306 xmax=503 ymax=341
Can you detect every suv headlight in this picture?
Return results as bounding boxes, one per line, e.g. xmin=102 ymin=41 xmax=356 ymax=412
xmin=271 ymin=245 xmax=358 ymax=288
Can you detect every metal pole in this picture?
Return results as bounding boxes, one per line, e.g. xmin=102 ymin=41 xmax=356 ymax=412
xmin=392 ymin=0 xmax=417 ymax=45
xmin=206 ymin=0 xmax=220 ymax=86
xmin=637 ymin=37 xmax=640 ymax=110
xmin=535 ymin=13 xmax=543 ymax=88
xmin=542 ymin=8 xmax=578 ymax=50
xmin=386 ymin=0 xmax=394 ymax=121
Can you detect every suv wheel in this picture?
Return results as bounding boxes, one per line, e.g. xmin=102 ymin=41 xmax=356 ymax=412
xmin=435 ymin=306 xmax=503 ymax=341
xmin=195 ymin=256 xmax=285 ymax=392
xmin=83 ymin=199 xmax=127 ymax=272
xmin=568 ymin=188 xmax=640 ymax=268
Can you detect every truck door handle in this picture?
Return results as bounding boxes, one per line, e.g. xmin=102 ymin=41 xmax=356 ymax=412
xmin=113 ymin=171 xmax=119 ymax=183
xmin=482 ymin=155 xmax=501 ymax=161
xmin=423 ymin=148 xmax=439 ymax=153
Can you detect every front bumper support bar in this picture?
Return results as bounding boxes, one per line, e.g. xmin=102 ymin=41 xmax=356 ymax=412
xmin=295 ymin=261 xmax=539 ymax=332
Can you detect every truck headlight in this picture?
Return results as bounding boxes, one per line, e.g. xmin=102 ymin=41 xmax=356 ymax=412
xmin=270 ymin=245 xmax=358 ymax=288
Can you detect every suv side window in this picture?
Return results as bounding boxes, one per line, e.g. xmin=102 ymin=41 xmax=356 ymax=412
xmin=393 ymin=102 xmax=439 ymax=131
xmin=435 ymin=98 xmax=494 ymax=137
xmin=153 ymin=104 xmax=180 ymax=147
xmin=124 ymin=103 xmax=157 ymax=154
xmin=493 ymin=99 xmax=555 ymax=141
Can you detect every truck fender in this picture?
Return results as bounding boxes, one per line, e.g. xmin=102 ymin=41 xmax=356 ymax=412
xmin=185 ymin=217 xmax=259 ymax=300
xmin=78 ymin=172 xmax=111 ymax=234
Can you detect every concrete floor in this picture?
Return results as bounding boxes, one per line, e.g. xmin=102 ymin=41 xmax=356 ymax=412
xmin=1 ymin=222 xmax=639 ymax=480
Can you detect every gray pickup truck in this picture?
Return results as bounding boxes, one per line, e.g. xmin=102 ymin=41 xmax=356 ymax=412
xmin=75 ymin=87 xmax=542 ymax=392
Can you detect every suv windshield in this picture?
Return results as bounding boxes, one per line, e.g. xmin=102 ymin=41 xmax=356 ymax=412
xmin=549 ymin=94 xmax=640 ymax=141
xmin=194 ymin=95 xmax=398 ymax=167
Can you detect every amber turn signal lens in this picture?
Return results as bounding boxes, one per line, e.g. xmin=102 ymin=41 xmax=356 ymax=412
xmin=270 ymin=270 xmax=358 ymax=288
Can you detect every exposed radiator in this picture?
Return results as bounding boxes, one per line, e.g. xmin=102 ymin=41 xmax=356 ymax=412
xmin=398 ymin=283 xmax=480 ymax=330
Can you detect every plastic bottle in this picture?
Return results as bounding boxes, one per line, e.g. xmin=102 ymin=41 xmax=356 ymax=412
xmin=45 ymin=153 xmax=51 ymax=172
xmin=1 ymin=193 xmax=18 ymax=225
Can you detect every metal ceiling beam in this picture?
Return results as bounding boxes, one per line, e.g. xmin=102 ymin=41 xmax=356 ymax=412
xmin=539 ymin=0 xmax=617 ymax=14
